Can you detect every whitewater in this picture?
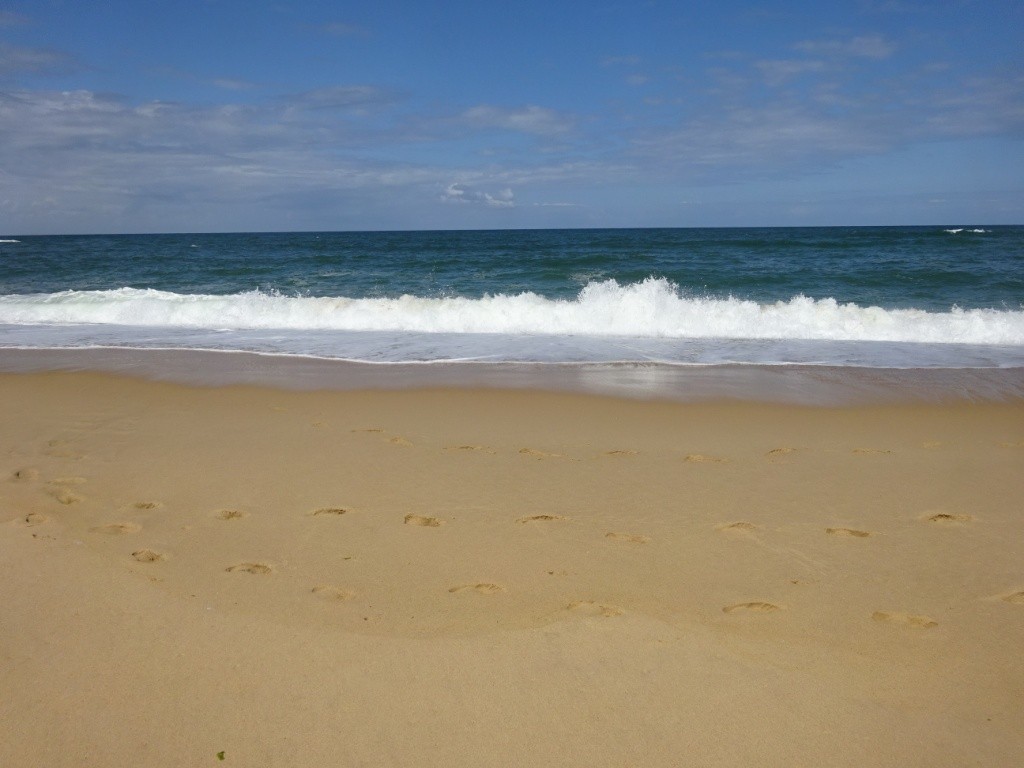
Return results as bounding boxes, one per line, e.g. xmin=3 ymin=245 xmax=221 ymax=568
xmin=1 ymin=278 xmax=1022 ymax=344
xmin=1 ymin=279 xmax=1023 ymax=369
xmin=2 ymin=227 xmax=1022 ymax=372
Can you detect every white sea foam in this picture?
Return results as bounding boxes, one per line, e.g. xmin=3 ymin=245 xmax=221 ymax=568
xmin=0 ymin=239 xmax=20 ymax=243
xmin=944 ymin=228 xmax=989 ymax=234
xmin=0 ymin=279 xmax=1022 ymax=345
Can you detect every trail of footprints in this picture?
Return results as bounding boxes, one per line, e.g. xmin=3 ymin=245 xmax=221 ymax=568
xmin=119 ymin=499 xmax=1002 ymax=628
xmin=8 ymin=431 xmax=1020 ymax=630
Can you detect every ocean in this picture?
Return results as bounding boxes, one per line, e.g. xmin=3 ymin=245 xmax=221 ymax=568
xmin=2 ymin=226 xmax=1023 ymax=401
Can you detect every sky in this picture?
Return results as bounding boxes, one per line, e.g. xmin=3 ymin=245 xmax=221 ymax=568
xmin=1 ymin=0 xmax=1022 ymax=234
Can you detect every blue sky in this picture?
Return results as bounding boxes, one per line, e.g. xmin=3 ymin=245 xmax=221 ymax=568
xmin=1 ymin=0 xmax=1022 ymax=233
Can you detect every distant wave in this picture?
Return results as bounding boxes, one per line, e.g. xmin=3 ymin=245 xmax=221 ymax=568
xmin=944 ymin=228 xmax=989 ymax=234
xmin=0 ymin=239 xmax=20 ymax=243
xmin=1 ymin=279 xmax=1023 ymax=345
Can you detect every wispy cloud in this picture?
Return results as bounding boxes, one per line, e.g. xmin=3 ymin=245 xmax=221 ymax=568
xmin=283 ymin=85 xmax=400 ymax=111
xmin=795 ymin=34 xmax=896 ymax=60
xmin=0 ymin=14 xmax=1019 ymax=233
xmin=0 ymin=42 xmax=77 ymax=76
xmin=753 ymin=35 xmax=895 ymax=86
xmin=630 ymin=63 xmax=1024 ymax=181
xmin=211 ymin=78 xmax=258 ymax=92
xmin=755 ymin=59 xmax=827 ymax=86
xmin=455 ymin=105 xmax=575 ymax=136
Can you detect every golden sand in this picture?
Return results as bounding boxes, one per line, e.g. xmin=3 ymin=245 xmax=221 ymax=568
xmin=1 ymin=371 xmax=1022 ymax=766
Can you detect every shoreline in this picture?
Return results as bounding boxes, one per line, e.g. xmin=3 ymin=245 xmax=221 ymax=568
xmin=2 ymin=345 xmax=1024 ymax=405
xmin=2 ymin=369 xmax=1023 ymax=765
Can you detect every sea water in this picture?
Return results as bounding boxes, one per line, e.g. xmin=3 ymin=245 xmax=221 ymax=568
xmin=1 ymin=227 xmax=1022 ymax=398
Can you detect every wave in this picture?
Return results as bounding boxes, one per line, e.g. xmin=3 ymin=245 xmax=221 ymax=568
xmin=0 ymin=239 xmax=20 ymax=243
xmin=944 ymin=228 xmax=989 ymax=234
xmin=1 ymin=279 xmax=1022 ymax=345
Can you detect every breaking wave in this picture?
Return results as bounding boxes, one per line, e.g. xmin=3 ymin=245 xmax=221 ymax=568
xmin=1 ymin=278 xmax=1022 ymax=345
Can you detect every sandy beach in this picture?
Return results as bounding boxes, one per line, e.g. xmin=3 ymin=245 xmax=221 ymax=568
xmin=2 ymin=370 xmax=1022 ymax=766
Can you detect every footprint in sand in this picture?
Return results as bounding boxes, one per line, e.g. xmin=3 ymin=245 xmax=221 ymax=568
xmin=216 ymin=509 xmax=248 ymax=520
xmin=998 ymin=591 xmax=1024 ymax=605
xmin=51 ymin=488 xmax=83 ymax=505
xmin=605 ymin=532 xmax=650 ymax=544
xmin=132 ymin=501 xmax=162 ymax=510
xmin=311 ymin=507 xmax=352 ymax=517
xmin=519 ymin=447 xmax=562 ymax=459
xmin=517 ymin=514 xmax=567 ymax=524
xmin=388 ymin=436 xmax=413 ymax=447
xmin=717 ymin=521 xmax=758 ymax=533
xmin=405 ymin=514 xmax=445 ymax=527
xmin=852 ymin=448 xmax=894 ymax=455
xmin=131 ymin=549 xmax=165 ymax=563
xmin=765 ymin=447 xmax=797 ymax=457
xmin=723 ymin=602 xmax=782 ymax=614
xmin=52 ymin=476 xmax=86 ymax=485
xmin=567 ymin=600 xmax=624 ymax=618
xmin=826 ymin=527 xmax=873 ymax=538
xmin=91 ymin=522 xmax=141 ymax=535
xmin=448 ymin=583 xmax=504 ymax=594
xmin=444 ymin=445 xmax=496 ymax=454
xmin=20 ymin=512 xmax=48 ymax=527
xmin=43 ymin=440 xmax=83 ymax=459
xmin=921 ymin=441 xmax=944 ymax=449
xmin=683 ymin=454 xmax=730 ymax=464
xmin=10 ymin=467 xmax=39 ymax=482
xmin=872 ymin=611 xmax=937 ymax=628
xmin=602 ymin=450 xmax=638 ymax=457
xmin=312 ymin=585 xmax=355 ymax=601
xmin=226 ymin=562 xmax=272 ymax=574
xmin=351 ymin=428 xmax=385 ymax=433
xmin=921 ymin=512 xmax=973 ymax=525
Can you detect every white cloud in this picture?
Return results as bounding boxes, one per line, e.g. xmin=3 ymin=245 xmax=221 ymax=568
xmin=795 ymin=34 xmax=896 ymax=60
xmin=0 ymin=31 xmax=1020 ymax=233
xmin=440 ymin=183 xmax=467 ymax=202
xmin=441 ymin=183 xmax=516 ymax=208
xmin=457 ymin=105 xmax=574 ymax=136
xmin=484 ymin=188 xmax=515 ymax=207
xmin=755 ymin=58 xmax=827 ymax=86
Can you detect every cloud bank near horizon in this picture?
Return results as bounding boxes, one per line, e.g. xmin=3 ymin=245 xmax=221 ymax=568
xmin=1 ymin=2 xmax=1021 ymax=233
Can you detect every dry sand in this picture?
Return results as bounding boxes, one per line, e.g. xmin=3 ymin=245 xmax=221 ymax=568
xmin=1 ymin=371 xmax=1022 ymax=766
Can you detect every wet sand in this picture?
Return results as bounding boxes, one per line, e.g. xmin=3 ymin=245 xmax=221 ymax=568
xmin=1 ymin=371 xmax=1022 ymax=766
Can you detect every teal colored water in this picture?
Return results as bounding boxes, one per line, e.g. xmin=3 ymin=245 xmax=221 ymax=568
xmin=0 ymin=226 xmax=1022 ymax=368
xmin=2 ymin=226 xmax=1022 ymax=310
